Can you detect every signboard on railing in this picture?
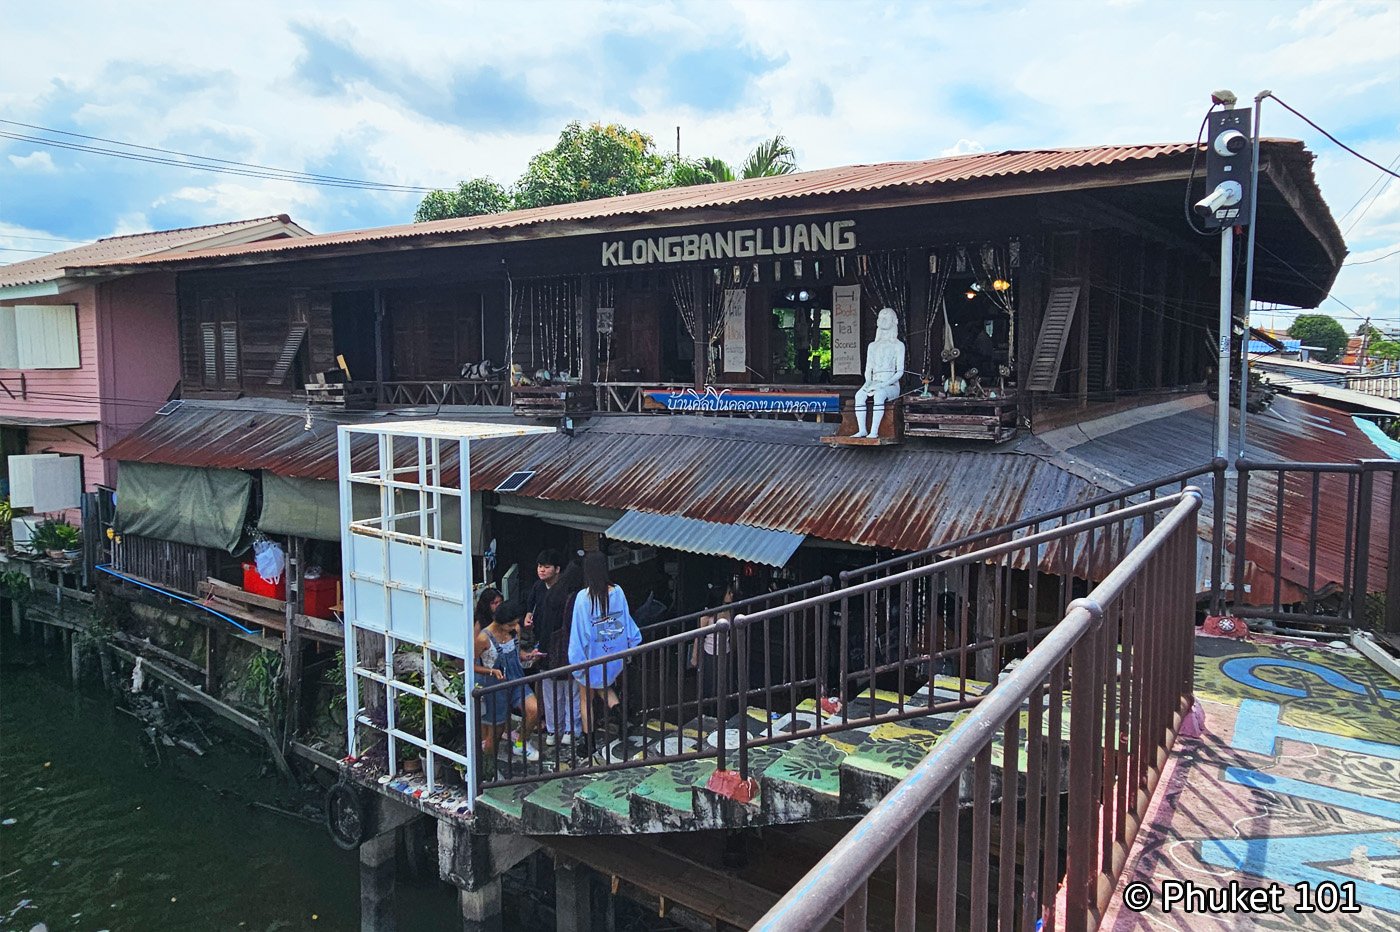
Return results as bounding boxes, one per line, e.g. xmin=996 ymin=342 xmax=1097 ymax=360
xmin=642 ymin=386 xmax=841 ymax=414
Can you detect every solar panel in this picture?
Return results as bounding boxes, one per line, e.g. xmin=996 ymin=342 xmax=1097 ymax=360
xmin=494 ymin=470 xmax=535 ymax=494
xmin=155 ymin=400 xmax=183 ymax=416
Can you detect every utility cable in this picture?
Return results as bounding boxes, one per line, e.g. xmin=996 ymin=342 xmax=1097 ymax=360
xmin=1269 ymin=97 xmax=1400 ymax=179
xmin=0 ymin=126 xmax=439 ymax=193
xmin=1344 ymin=248 xmax=1400 ymax=267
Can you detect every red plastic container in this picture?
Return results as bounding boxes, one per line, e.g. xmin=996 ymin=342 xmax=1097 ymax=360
xmin=303 ymin=576 xmax=341 ymax=619
xmin=242 ymin=562 xmax=286 ymax=601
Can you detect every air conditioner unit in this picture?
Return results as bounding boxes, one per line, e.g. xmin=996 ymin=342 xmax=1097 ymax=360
xmin=9 ymin=453 xmax=81 ymax=512
xmin=12 ymin=515 xmax=43 ymax=553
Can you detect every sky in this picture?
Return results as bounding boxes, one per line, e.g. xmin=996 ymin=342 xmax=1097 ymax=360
xmin=1 ymin=0 xmax=1397 ymax=329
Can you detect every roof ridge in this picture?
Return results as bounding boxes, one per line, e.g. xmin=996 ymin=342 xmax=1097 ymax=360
xmin=93 ymin=214 xmax=291 ymax=244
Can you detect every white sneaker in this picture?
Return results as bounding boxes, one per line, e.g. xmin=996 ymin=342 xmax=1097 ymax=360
xmin=544 ymin=731 xmax=558 ymax=747
xmin=558 ymin=731 xmax=573 ymax=747
xmin=515 ymin=740 xmax=540 ymax=762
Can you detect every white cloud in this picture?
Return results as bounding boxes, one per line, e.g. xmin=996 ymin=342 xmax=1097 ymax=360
xmin=941 ymin=139 xmax=985 ymax=157
xmin=0 ymin=0 xmax=1395 ymax=317
xmin=7 ymin=151 xmax=55 ymax=172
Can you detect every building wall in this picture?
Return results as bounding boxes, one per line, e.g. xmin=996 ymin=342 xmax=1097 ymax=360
xmin=97 ymin=273 xmax=180 ymax=483
xmin=0 ymin=285 xmax=102 ymax=425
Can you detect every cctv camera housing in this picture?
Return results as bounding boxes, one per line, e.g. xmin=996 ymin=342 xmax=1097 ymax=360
xmin=1194 ymin=181 xmax=1243 ymax=219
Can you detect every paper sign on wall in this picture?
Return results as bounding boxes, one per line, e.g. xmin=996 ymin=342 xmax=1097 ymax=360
xmin=832 ymin=284 xmax=861 ymax=375
xmin=722 ymin=289 xmax=747 ymax=374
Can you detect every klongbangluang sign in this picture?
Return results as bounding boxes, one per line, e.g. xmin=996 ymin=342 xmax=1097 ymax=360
xmin=722 ymin=289 xmax=747 ymax=374
xmin=643 ymin=386 xmax=841 ymax=414
xmin=601 ymin=220 xmax=857 ymax=268
xmin=831 ymin=284 xmax=861 ymax=376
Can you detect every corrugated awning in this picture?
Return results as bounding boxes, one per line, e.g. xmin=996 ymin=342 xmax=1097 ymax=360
xmin=606 ymin=510 xmax=804 ymax=568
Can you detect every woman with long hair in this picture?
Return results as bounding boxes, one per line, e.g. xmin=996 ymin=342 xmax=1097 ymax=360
xmin=567 ymin=551 xmax=642 ymax=738
xmin=474 ymin=598 xmax=543 ymax=763
xmin=473 ymin=586 xmax=503 ymax=635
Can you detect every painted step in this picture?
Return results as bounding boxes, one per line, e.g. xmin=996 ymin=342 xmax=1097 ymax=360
xmin=692 ymin=743 xmax=786 ymax=828
xmin=759 ymin=734 xmax=854 ymax=822
xmin=521 ymin=774 xmax=596 ymax=834
xmin=629 ymin=757 xmax=719 ymax=831
xmin=475 ymin=781 xmax=535 ymax=834
xmin=571 ymin=766 xmax=662 ymax=834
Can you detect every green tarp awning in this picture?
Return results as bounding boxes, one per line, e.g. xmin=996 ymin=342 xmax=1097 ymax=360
xmin=116 ymin=462 xmax=253 ymax=553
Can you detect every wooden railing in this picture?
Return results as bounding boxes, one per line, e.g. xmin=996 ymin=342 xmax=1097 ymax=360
xmin=378 ymin=380 xmax=506 ymax=407
xmin=1347 ymin=374 xmax=1400 ymax=400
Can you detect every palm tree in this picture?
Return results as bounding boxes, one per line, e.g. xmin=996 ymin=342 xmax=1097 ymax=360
xmin=671 ymin=135 xmax=797 ymax=186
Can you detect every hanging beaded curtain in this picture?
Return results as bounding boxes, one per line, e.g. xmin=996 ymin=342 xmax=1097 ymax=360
xmin=509 ymin=276 xmax=582 ymax=378
xmin=594 ymin=274 xmax=618 ymax=382
xmin=668 ymin=264 xmax=756 ymax=382
xmin=856 ymin=250 xmax=909 ymax=326
xmin=971 ymin=241 xmax=1018 ymax=375
xmin=922 ymin=247 xmax=955 ymax=381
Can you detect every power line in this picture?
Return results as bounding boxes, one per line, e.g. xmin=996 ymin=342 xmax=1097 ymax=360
xmin=0 ymin=121 xmax=442 ymax=193
xmin=1270 ymin=96 xmax=1400 ymax=179
xmin=0 ymin=233 xmax=88 ymax=246
xmin=0 ymin=246 xmax=53 ymax=255
xmin=1344 ymin=248 xmax=1400 ymax=267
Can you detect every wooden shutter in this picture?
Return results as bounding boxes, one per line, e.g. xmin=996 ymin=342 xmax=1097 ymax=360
xmin=1026 ymin=286 xmax=1081 ymax=392
xmin=221 ymin=322 xmax=239 ymax=384
xmin=201 ymin=323 xmax=218 ymax=385
xmin=266 ymin=324 xmax=308 ymax=384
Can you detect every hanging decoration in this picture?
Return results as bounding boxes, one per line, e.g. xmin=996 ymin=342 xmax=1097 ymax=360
xmin=508 ymin=276 xmax=582 ymax=383
xmin=857 ymin=250 xmax=909 ymax=327
xmin=971 ymin=241 xmax=1017 ymax=375
xmin=922 ymin=247 xmax=954 ymax=394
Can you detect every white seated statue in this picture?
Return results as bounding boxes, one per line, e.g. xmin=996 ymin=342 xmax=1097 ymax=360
xmin=853 ymin=307 xmax=906 ymax=438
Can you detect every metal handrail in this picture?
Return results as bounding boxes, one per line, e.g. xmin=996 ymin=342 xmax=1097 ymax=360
xmin=474 ymin=492 xmax=1192 ymax=787
xmin=753 ymin=489 xmax=1203 ymax=932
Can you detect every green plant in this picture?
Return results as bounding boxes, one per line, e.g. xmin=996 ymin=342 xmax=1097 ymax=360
xmin=0 ymin=570 xmax=31 ymax=605
xmin=74 ymin=610 xmax=116 ymax=663
xmin=30 ymin=519 xmax=81 ymax=553
xmin=243 ymin=650 xmax=284 ymax=725
xmin=0 ymin=498 xmax=12 ymax=550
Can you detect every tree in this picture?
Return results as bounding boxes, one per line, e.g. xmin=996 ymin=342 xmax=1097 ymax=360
xmin=413 ymin=177 xmax=512 ymax=222
xmin=670 ymin=134 xmax=798 ymax=187
xmin=1368 ymin=338 xmax=1400 ymax=361
xmin=513 ymin=121 xmax=671 ymax=209
xmin=1288 ymin=314 xmax=1349 ymax=363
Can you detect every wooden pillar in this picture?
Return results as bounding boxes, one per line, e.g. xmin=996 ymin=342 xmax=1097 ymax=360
xmin=373 ymin=289 xmax=386 ymax=403
xmin=1104 ymin=232 xmax=1122 ymax=399
xmin=579 ymin=275 xmax=596 ymax=386
xmin=1076 ymin=231 xmax=1092 ymax=407
xmin=1015 ymin=237 xmax=1042 ymax=428
xmin=283 ymin=537 xmax=305 ymax=745
xmin=9 ymin=598 xmax=19 ymax=636
xmin=692 ymin=267 xmax=708 ymax=390
xmin=555 ymin=859 xmax=594 ymax=932
xmin=360 ymin=829 xmax=399 ymax=932
xmin=205 ymin=627 xmax=221 ymax=695
xmin=459 ymin=878 xmax=502 ymax=932
xmin=67 ymin=629 xmax=80 ymax=683
xmin=1151 ymin=249 xmax=1167 ymax=389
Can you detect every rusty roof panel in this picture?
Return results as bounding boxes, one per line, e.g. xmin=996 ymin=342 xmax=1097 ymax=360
xmin=74 ymin=143 xmax=1213 ymax=271
xmin=0 ymin=216 xmax=307 ymax=288
xmin=103 ymin=403 xmax=1107 ymax=554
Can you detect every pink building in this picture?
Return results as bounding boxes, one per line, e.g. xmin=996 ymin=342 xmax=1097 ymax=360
xmin=0 ymin=217 xmax=309 ymax=499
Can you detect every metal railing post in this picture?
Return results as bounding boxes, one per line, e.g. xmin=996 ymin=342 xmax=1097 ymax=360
xmin=1210 ymin=457 xmax=1227 ymax=615
xmin=715 ymin=620 xmax=730 ymax=773
xmin=1353 ymin=465 xmax=1375 ymax=626
xmin=1231 ymin=462 xmax=1250 ymax=614
xmin=735 ymin=616 xmax=750 ymax=779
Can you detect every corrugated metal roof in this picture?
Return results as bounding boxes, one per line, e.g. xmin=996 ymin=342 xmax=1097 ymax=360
xmin=0 ymin=215 xmax=309 ymax=289
xmin=71 ymin=142 xmax=1214 ymax=271
xmin=103 ymin=402 xmax=1107 ymax=554
xmin=606 ymin=510 xmax=805 ymax=567
xmin=1049 ymin=394 xmax=1393 ymax=602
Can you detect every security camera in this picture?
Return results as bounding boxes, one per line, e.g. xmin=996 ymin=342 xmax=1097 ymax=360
xmin=1213 ymin=129 xmax=1248 ymax=157
xmin=1194 ymin=180 xmax=1243 ymax=219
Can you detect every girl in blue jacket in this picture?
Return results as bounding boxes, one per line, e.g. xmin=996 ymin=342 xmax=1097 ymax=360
xmin=568 ymin=551 xmax=642 ymax=736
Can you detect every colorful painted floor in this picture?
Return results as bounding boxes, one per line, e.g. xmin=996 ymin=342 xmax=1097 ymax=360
xmin=1104 ymin=633 xmax=1400 ymax=930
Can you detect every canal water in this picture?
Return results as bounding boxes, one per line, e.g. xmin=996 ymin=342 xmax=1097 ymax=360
xmin=0 ymin=628 xmax=465 ymax=932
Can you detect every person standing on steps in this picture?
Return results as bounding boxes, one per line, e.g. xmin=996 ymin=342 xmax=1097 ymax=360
xmin=568 ymin=552 xmax=642 ymax=743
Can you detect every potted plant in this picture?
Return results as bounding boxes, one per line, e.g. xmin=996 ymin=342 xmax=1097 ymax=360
xmin=0 ymin=498 xmax=12 ymax=555
xmin=31 ymin=519 xmax=82 ymax=561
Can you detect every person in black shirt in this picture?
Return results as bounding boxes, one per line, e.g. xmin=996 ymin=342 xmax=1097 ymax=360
xmin=525 ymin=549 xmax=584 ymax=745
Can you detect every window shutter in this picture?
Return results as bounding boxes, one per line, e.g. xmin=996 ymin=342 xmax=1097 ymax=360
xmin=0 ymin=306 xmax=17 ymax=369
xmin=201 ymin=323 xmax=218 ymax=384
xmin=14 ymin=304 xmax=80 ymax=369
xmin=221 ymin=322 xmax=239 ymax=383
xmin=1026 ymin=286 xmax=1082 ymax=392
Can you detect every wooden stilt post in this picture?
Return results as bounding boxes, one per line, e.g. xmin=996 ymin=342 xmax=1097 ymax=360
xmin=205 ymin=628 xmax=221 ymax=694
xmin=283 ymin=537 xmax=305 ymax=748
xmin=68 ymin=629 xmax=81 ymax=683
xmin=9 ymin=598 xmax=19 ymax=636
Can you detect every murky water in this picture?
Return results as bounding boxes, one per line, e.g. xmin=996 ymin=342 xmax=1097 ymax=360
xmin=0 ymin=628 xmax=463 ymax=932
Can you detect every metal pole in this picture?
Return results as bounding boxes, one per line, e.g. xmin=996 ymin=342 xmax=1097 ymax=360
xmin=1238 ymin=93 xmax=1270 ymax=459
xmin=1216 ymin=225 xmax=1234 ymax=461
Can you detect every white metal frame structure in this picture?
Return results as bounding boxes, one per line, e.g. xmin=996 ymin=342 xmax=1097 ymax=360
xmin=337 ymin=419 xmax=553 ymax=799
